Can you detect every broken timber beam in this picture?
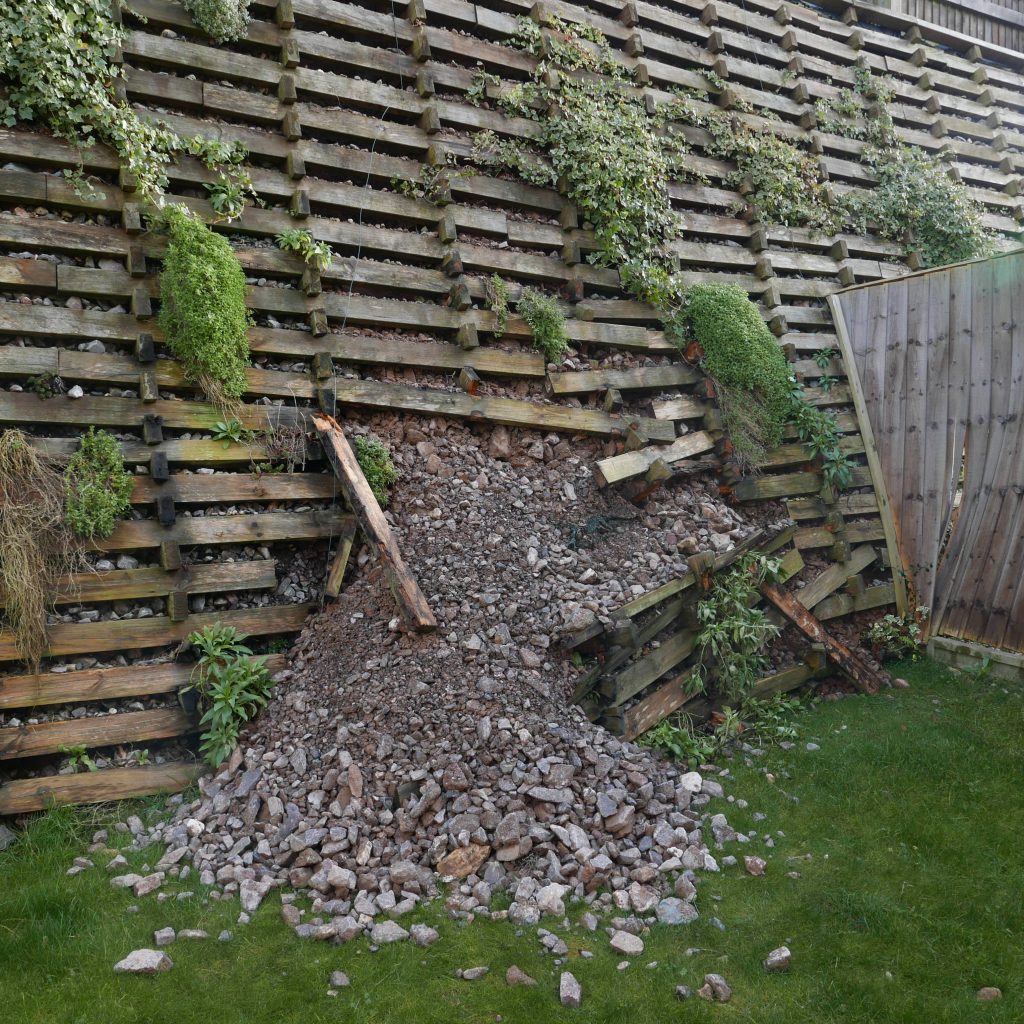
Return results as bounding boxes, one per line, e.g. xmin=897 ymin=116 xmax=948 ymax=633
xmin=312 ymin=414 xmax=437 ymax=633
xmin=757 ymin=580 xmax=886 ymax=694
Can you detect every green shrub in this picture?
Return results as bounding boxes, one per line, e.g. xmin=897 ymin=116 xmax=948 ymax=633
xmin=354 ymin=436 xmax=397 ymax=508
xmin=63 ymin=428 xmax=134 ymax=540
xmin=186 ymin=625 xmax=272 ymax=767
xmin=159 ymin=206 xmax=252 ymax=409
xmin=672 ymin=283 xmax=793 ymax=465
xmin=518 ymin=288 xmax=569 ymax=363
xmin=181 ymin=0 xmax=250 ymax=42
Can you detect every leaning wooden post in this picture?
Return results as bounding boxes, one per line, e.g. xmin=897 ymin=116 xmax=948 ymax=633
xmin=312 ymin=413 xmax=437 ymax=633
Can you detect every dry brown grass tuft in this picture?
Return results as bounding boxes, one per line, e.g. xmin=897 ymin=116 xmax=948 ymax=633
xmin=0 ymin=429 xmax=80 ymax=670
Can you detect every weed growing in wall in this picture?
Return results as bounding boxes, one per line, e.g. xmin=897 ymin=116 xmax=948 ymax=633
xmin=63 ymin=427 xmax=134 ymax=540
xmin=355 ymin=436 xmax=397 ymax=508
xmin=518 ymin=287 xmax=570 ymax=363
xmin=182 ymin=0 xmax=251 ymax=43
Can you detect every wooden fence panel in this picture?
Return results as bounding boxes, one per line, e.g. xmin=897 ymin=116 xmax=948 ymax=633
xmin=833 ymin=250 xmax=1024 ymax=654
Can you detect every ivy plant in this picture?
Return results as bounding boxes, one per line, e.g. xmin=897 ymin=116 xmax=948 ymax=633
xmin=0 ymin=0 xmax=251 ymax=201
xmin=63 ymin=427 xmax=134 ymax=540
xmin=158 ymin=205 xmax=252 ymax=409
xmin=181 ymin=0 xmax=251 ymax=43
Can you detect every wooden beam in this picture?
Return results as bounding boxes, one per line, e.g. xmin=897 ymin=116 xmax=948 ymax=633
xmin=312 ymin=414 xmax=436 ymax=632
xmin=0 ymin=655 xmax=287 ymax=712
xmin=0 ymin=707 xmax=194 ymax=760
xmin=758 ymin=580 xmax=887 ymax=694
xmin=0 ymin=761 xmax=202 ymax=815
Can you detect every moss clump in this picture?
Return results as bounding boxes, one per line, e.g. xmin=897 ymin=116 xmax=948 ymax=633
xmin=63 ymin=428 xmax=134 ymax=540
xmin=672 ymin=283 xmax=793 ymax=466
xmin=518 ymin=288 xmax=569 ymax=363
xmin=486 ymin=275 xmax=511 ymax=337
xmin=354 ymin=436 xmax=397 ymax=508
xmin=159 ymin=206 xmax=252 ymax=410
xmin=181 ymin=0 xmax=250 ymax=42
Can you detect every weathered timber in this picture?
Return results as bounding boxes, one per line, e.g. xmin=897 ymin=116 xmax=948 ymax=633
xmin=0 ymin=762 xmax=202 ymax=815
xmin=0 ymin=707 xmax=194 ymax=760
xmin=0 ymin=655 xmax=288 ymax=712
xmin=758 ymin=580 xmax=887 ymax=694
xmin=594 ymin=431 xmax=715 ymax=487
xmin=312 ymin=414 xmax=436 ymax=632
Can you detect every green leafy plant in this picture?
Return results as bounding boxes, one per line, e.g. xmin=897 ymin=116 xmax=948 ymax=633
xmin=158 ymin=205 xmax=252 ymax=410
xmin=205 ymin=171 xmax=256 ymax=222
xmin=63 ymin=427 xmax=134 ymax=541
xmin=789 ymin=397 xmax=853 ymax=491
xmin=354 ymin=436 xmax=397 ymax=508
xmin=0 ymin=1 xmax=248 ymax=201
xmin=694 ymin=553 xmax=785 ymax=701
xmin=818 ymin=374 xmax=838 ymax=394
xmin=265 ymin=637 xmax=291 ymax=654
xmin=275 ymin=229 xmax=334 ymax=271
xmin=845 ymin=146 xmax=993 ymax=268
xmin=58 ymin=743 xmax=97 ymax=773
xmin=638 ymin=713 xmax=719 ymax=766
xmin=864 ymin=607 xmax=929 ymax=660
xmin=29 ymin=373 xmax=65 ymax=400
xmin=814 ymin=347 xmax=837 ymax=370
xmin=212 ymin=419 xmax=248 ymax=448
xmin=486 ymin=274 xmax=511 ymax=337
xmin=668 ymin=283 xmax=793 ymax=467
xmin=186 ymin=625 xmax=272 ymax=767
xmin=133 ymin=748 xmax=152 ymax=766
xmin=181 ymin=0 xmax=251 ymax=42
xmin=518 ymin=287 xmax=569 ymax=363
xmin=393 ymin=157 xmax=468 ymax=207
xmin=62 ymin=168 xmax=106 ymax=202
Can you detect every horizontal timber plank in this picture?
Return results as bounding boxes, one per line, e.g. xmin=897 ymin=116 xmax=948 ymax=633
xmin=594 ymin=432 xmax=716 ymax=488
xmin=0 ymin=762 xmax=202 ymax=815
xmin=0 ymin=604 xmax=314 ymax=663
xmin=0 ymin=707 xmax=194 ymax=760
xmin=0 ymin=655 xmax=287 ymax=712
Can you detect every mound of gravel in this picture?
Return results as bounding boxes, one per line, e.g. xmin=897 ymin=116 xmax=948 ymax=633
xmin=145 ymin=417 xmax=758 ymax=933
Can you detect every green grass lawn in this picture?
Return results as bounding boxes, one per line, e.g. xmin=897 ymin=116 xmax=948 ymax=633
xmin=1 ymin=657 xmax=1021 ymax=1023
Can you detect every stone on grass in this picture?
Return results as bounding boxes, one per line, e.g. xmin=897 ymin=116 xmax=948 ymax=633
xmin=153 ymin=927 xmax=175 ymax=947
xmin=460 ymin=966 xmax=489 ymax=981
xmin=744 ymin=856 xmax=767 ymax=877
xmin=698 ymin=973 xmax=732 ymax=1002
xmin=409 ymin=923 xmax=439 ymax=947
xmin=675 ymin=985 xmax=692 ymax=1000
xmin=763 ymin=946 xmax=792 ymax=973
xmin=218 ymin=931 xmax=232 ymax=942
xmin=370 ymin=921 xmax=409 ymax=944
xmin=609 ymin=930 xmax=644 ymax=956
xmin=0 ymin=823 xmax=16 ymax=852
xmin=330 ymin=971 xmax=350 ymax=988
xmin=239 ymin=878 xmax=272 ymax=914
xmin=133 ymin=874 xmax=163 ymax=898
xmin=113 ymin=949 xmax=173 ymax=975
xmin=977 ymin=987 xmax=1002 ymax=1001
xmin=506 ymin=965 xmax=537 ymax=987
xmin=656 ymin=898 xmax=698 ymax=926
xmin=110 ymin=873 xmax=144 ymax=890
xmin=559 ymin=971 xmax=582 ymax=1009
xmin=177 ymin=929 xmax=208 ymax=940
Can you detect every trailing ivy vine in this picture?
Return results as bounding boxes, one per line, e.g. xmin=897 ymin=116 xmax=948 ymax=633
xmin=0 ymin=0 xmax=251 ymax=201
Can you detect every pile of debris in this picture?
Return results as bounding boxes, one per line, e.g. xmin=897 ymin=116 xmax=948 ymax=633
xmin=141 ymin=417 xmax=764 ymax=937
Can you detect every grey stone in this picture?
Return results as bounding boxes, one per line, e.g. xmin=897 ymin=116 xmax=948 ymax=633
xmin=330 ymin=971 xmax=351 ymax=988
xmin=763 ymin=946 xmax=792 ymax=973
xmin=559 ymin=971 xmax=582 ymax=1008
xmin=113 ymin=949 xmax=173 ymax=974
xmin=409 ymin=924 xmax=439 ymax=947
xmin=609 ymin=930 xmax=644 ymax=956
xmin=656 ymin=898 xmax=699 ymax=925
xmin=698 ymin=973 xmax=731 ymax=1002
xmin=370 ymin=921 xmax=409 ymax=944
xmin=505 ymin=964 xmax=537 ymax=986
xmin=153 ymin=927 xmax=175 ymax=947
xmin=460 ymin=966 xmax=489 ymax=980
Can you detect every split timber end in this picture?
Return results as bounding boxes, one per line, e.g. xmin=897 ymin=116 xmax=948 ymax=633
xmin=312 ymin=413 xmax=437 ymax=633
